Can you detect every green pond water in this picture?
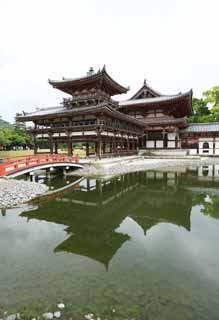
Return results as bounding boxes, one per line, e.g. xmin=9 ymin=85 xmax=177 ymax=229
xmin=1 ymin=166 xmax=219 ymax=319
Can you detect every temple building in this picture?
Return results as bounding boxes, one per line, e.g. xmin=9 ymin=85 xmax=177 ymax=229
xmin=17 ymin=66 xmax=219 ymax=157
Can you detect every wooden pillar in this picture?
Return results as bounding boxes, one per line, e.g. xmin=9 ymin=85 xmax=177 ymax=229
xmin=110 ymin=140 xmax=113 ymax=153
xmin=97 ymin=136 xmax=102 ymax=159
xmin=213 ymin=136 xmax=216 ymax=155
xmin=121 ymin=135 xmax=124 ymax=153
xmin=137 ymin=138 xmax=139 ymax=151
xmin=33 ymin=135 xmax=38 ymax=155
xmin=67 ymin=136 xmax=72 ymax=156
xmin=103 ymin=141 xmax=106 ymax=155
xmin=163 ymin=129 xmax=166 ymax=149
xmin=54 ymin=141 xmax=58 ymax=154
xmin=113 ymin=135 xmax=117 ymax=154
xmin=86 ymin=142 xmax=89 ymax=157
xmin=127 ymin=138 xmax=130 ymax=151
xmin=49 ymin=134 xmax=53 ymax=154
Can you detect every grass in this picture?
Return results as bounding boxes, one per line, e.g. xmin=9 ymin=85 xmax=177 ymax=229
xmin=0 ymin=148 xmax=86 ymax=159
xmin=0 ymin=150 xmax=34 ymax=159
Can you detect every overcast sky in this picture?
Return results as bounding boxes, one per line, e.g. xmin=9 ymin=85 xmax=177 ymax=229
xmin=0 ymin=0 xmax=219 ymax=123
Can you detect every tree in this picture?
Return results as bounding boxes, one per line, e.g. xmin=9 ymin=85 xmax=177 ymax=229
xmin=203 ymin=85 xmax=219 ymax=121
xmin=189 ymin=85 xmax=219 ymax=123
xmin=188 ymin=97 xmax=211 ymax=123
xmin=0 ymin=130 xmax=9 ymax=149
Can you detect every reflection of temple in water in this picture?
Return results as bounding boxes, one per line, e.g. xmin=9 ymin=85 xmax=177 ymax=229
xmin=20 ymin=170 xmax=196 ymax=268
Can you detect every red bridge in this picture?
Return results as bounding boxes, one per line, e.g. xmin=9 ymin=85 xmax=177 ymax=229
xmin=0 ymin=154 xmax=83 ymax=177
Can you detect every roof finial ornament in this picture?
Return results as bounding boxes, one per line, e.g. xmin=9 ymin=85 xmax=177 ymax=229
xmin=144 ymin=79 xmax=147 ymax=86
xmin=87 ymin=67 xmax=94 ymax=76
xmin=102 ymin=64 xmax=106 ymax=72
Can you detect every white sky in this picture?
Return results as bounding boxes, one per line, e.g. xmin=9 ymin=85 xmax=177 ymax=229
xmin=0 ymin=0 xmax=219 ymax=123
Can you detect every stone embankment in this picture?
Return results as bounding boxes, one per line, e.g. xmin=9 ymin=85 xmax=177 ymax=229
xmin=0 ymin=178 xmax=48 ymax=209
xmin=73 ymin=157 xmax=219 ymax=177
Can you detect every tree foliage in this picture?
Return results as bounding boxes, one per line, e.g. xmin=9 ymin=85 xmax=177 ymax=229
xmin=189 ymin=85 xmax=219 ymax=123
xmin=0 ymin=115 xmax=32 ymax=149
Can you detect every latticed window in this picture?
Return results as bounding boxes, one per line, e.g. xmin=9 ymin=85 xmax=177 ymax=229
xmin=148 ymin=132 xmax=163 ymax=140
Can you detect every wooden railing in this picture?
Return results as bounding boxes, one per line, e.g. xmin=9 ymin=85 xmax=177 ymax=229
xmin=0 ymin=154 xmax=80 ymax=176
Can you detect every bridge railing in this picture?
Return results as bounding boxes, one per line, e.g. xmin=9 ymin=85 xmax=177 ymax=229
xmin=0 ymin=154 xmax=80 ymax=176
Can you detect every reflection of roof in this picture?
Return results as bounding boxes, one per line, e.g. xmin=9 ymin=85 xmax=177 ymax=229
xmin=55 ymin=231 xmax=130 ymax=269
xmin=181 ymin=122 xmax=219 ymax=133
xmin=21 ymin=174 xmax=193 ymax=268
xmin=48 ymin=66 xmax=129 ymax=96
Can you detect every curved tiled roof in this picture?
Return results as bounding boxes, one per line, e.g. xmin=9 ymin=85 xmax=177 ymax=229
xmin=48 ymin=66 xmax=129 ymax=96
xmin=181 ymin=122 xmax=219 ymax=133
xmin=119 ymin=90 xmax=192 ymax=107
xmin=17 ymin=103 xmax=146 ymax=128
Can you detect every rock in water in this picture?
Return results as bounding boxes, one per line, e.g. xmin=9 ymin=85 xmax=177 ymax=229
xmin=42 ymin=313 xmax=53 ymax=319
xmin=54 ymin=311 xmax=61 ymax=319
xmin=6 ymin=315 xmax=17 ymax=320
xmin=57 ymin=303 xmax=65 ymax=309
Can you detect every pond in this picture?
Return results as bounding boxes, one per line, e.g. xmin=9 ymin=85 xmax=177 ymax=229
xmin=1 ymin=166 xmax=219 ymax=319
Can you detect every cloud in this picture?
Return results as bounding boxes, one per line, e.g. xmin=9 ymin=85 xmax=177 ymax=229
xmin=0 ymin=0 xmax=219 ymax=122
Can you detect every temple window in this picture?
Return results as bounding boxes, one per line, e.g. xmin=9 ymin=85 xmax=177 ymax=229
xmin=202 ymin=141 xmax=210 ymax=153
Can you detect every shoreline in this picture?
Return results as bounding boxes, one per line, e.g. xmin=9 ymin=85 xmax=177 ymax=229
xmin=1 ymin=156 xmax=219 ymax=209
xmin=0 ymin=178 xmax=48 ymax=209
xmin=71 ymin=157 xmax=219 ymax=178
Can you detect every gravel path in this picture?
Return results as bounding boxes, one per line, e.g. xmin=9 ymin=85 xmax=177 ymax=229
xmin=0 ymin=178 xmax=48 ymax=209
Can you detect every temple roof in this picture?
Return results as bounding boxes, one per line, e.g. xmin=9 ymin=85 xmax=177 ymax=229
xmin=181 ymin=122 xmax=219 ymax=133
xmin=17 ymin=103 xmax=146 ymax=128
xmin=48 ymin=66 xmax=129 ymax=96
xmin=130 ymin=79 xmax=163 ymax=99
xmin=119 ymin=90 xmax=192 ymax=107
xmin=119 ymin=90 xmax=193 ymax=117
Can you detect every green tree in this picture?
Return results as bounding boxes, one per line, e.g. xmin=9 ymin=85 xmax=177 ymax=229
xmin=0 ymin=130 xmax=9 ymax=148
xmin=189 ymin=97 xmax=211 ymax=123
xmin=203 ymin=85 xmax=219 ymax=121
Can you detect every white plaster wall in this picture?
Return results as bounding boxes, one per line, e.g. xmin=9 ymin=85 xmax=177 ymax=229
xmin=71 ymin=132 xmax=83 ymax=136
xmin=189 ymin=149 xmax=197 ymax=155
xmin=167 ymin=141 xmax=175 ymax=148
xmin=156 ymin=140 xmax=164 ymax=148
xmin=168 ymin=133 xmax=176 ymax=140
xmin=146 ymin=140 xmax=155 ymax=148
xmin=84 ymin=131 xmax=96 ymax=135
xmin=146 ymin=172 xmax=155 ymax=179
xmin=215 ymin=141 xmax=219 ymax=155
xmin=214 ymin=165 xmax=219 ymax=177
xmin=155 ymin=172 xmax=164 ymax=179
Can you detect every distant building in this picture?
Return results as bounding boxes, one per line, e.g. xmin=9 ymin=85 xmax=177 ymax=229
xmin=17 ymin=67 xmax=219 ymax=157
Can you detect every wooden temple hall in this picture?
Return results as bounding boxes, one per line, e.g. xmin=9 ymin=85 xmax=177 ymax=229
xmin=18 ymin=66 xmax=195 ymax=158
